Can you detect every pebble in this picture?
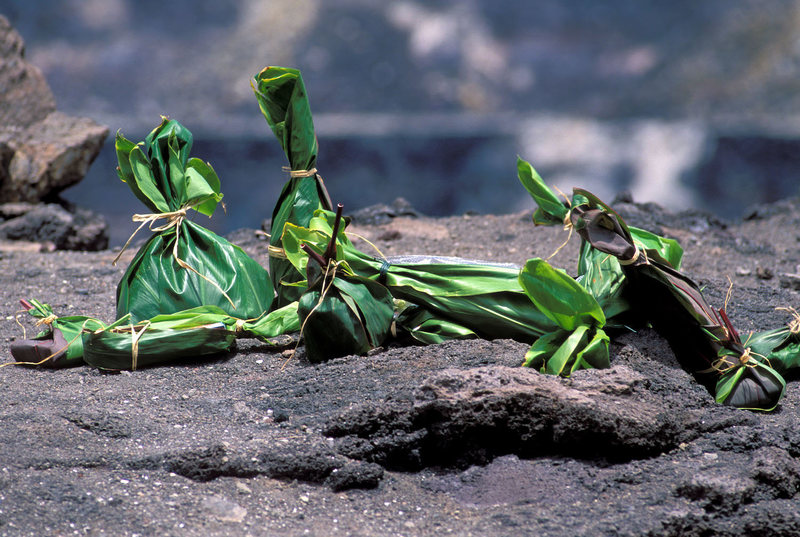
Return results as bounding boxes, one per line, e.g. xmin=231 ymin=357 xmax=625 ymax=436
xmin=780 ymin=273 xmax=800 ymax=290
xmin=755 ymin=266 xmax=774 ymax=280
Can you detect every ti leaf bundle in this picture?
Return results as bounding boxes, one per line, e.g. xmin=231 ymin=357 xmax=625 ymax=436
xmin=9 ymin=299 xmax=105 ymax=367
xmin=519 ymin=259 xmax=610 ymax=375
xmin=8 ymin=300 xmax=300 ymax=371
xmin=279 ymin=206 xmax=612 ymax=370
xmin=518 ymin=156 xmax=785 ymax=410
xmin=287 ymin=205 xmax=394 ymax=362
xmin=115 ymin=118 xmax=273 ymax=322
xmin=252 ymin=66 xmax=332 ymax=307
xmin=747 ymin=308 xmax=800 ymax=376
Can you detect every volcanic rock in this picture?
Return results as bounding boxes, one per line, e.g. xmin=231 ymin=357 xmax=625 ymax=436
xmin=0 ymin=15 xmax=108 ymax=204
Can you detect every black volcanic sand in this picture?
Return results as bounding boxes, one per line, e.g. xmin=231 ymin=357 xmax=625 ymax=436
xmin=1 ymin=199 xmax=800 ymax=537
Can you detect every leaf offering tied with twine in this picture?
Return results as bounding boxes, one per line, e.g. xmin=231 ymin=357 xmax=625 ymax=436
xmin=252 ymin=66 xmax=332 ymax=308
xmin=7 ymin=301 xmax=300 ymax=371
xmin=567 ymin=189 xmax=784 ymax=410
xmin=747 ymin=307 xmax=800 ymax=376
xmin=7 ymin=299 xmax=105 ymax=368
xmin=292 ymin=206 xmax=395 ymax=363
xmin=115 ymin=117 xmax=274 ymax=322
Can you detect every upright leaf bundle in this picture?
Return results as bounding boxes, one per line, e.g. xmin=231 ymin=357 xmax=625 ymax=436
xmin=115 ymin=118 xmax=273 ymax=322
xmin=252 ymin=66 xmax=332 ymax=307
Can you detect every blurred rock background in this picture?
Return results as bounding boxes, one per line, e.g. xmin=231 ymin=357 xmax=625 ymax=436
xmin=2 ymin=0 xmax=800 ymax=244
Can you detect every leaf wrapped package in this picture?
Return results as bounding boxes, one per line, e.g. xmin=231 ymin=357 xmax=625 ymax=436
xmin=280 ymin=210 xmax=560 ymax=345
xmin=83 ymin=308 xmax=237 ymax=370
xmin=7 ymin=301 xmax=300 ymax=371
xmin=519 ymin=259 xmax=610 ymax=375
xmin=568 ymin=190 xmax=785 ymax=410
xmin=81 ymin=304 xmax=303 ymax=370
xmin=115 ymin=118 xmax=273 ymax=322
xmin=293 ymin=207 xmax=394 ymax=362
xmin=747 ymin=308 xmax=800 ymax=376
xmin=8 ymin=299 xmax=105 ymax=368
xmin=252 ymin=66 xmax=332 ymax=307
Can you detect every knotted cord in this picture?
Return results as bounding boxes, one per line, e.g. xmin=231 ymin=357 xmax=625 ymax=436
xmin=112 ymin=202 xmax=235 ymax=309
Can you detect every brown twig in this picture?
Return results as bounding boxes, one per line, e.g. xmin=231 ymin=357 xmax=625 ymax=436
xmin=324 ymin=204 xmax=344 ymax=262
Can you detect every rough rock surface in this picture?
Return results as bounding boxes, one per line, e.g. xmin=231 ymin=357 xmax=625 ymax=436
xmin=0 ymin=202 xmax=108 ymax=251
xmin=0 ymin=199 xmax=799 ymax=536
xmin=0 ymin=15 xmax=107 ymax=204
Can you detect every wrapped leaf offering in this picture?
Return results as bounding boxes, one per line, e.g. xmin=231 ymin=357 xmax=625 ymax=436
xmin=8 ymin=299 xmax=105 ymax=368
xmin=280 ymin=209 xmax=560 ymax=346
xmin=252 ymin=66 xmax=332 ymax=307
xmin=290 ymin=205 xmax=394 ymax=362
xmin=7 ymin=301 xmax=300 ymax=371
xmin=747 ymin=307 xmax=800 ymax=376
xmin=293 ymin=206 xmax=394 ymax=362
xmin=115 ymin=118 xmax=273 ymax=322
xmin=567 ymin=189 xmax=784 ymax=410
xmin=83 ymin=307 xmax=237 ymax=370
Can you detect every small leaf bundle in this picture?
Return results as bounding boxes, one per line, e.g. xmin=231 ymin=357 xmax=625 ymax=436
xmin=293 ymin=206 xmax=394 ymax=362
xmin=82 ymin=303 xmax=300 ymax=371
xmin=115 ymin=118 xmax=273 ymax=322
xmin=519 ymin=259 xmax=610 ymax=375
xmin=8 ymin=300 xmax=300 ymax=371
xmin=748 ymin=308 xmax=800 ymax=376
xmin=83 ymin=307 xmax=238 ymax=370
xmin=8 ymin=299 xmax=105 ymax=368
xmin=252 ymin=66 xmax=332 ymax=308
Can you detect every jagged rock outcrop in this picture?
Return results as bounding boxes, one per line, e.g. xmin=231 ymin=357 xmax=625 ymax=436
xmin=0 ymin=15 xmax=108 ymax=249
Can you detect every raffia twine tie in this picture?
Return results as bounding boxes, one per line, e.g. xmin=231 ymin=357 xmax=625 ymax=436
xmin=546 ymin=211 xmax=574 ymax=260
xmin=776 ymin=307 xmax=800 ymax=334
xmin=129 ymin=321 xmax=150 ymax=372
xmin=699 ymin=347 xmax=766 ymax=375
xmin=112 ymin=203 xmax=235 ymax=309
xmin=35 ymin=314 xmax=57 ymax=327
xmin=282 ymin=166 xmax=317 ymax=178
xmin=618 ymin=245 xmax=641 ymax=266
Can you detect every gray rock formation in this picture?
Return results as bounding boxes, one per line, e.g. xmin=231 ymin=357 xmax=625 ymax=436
xmin=0 ymin=15 xmax=108 ymax=249
xmin=0 ymin=202 xmax=108 ymax=250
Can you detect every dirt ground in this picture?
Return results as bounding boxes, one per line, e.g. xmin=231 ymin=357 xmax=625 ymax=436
xmin=1 ymin=195 xmax=799 ymax=537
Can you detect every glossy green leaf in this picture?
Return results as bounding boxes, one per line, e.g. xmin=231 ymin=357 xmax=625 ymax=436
xmin=519 ymin=258 xmax=605 ymax=331
xmin=517 ymin=157 xmax=568 ymax=225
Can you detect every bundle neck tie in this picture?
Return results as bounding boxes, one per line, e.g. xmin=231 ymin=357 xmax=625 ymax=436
xmin=112 ymin=202 xmax=235 ymax=309
xmin=283 ymin=167 xmax=317 ymax=178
